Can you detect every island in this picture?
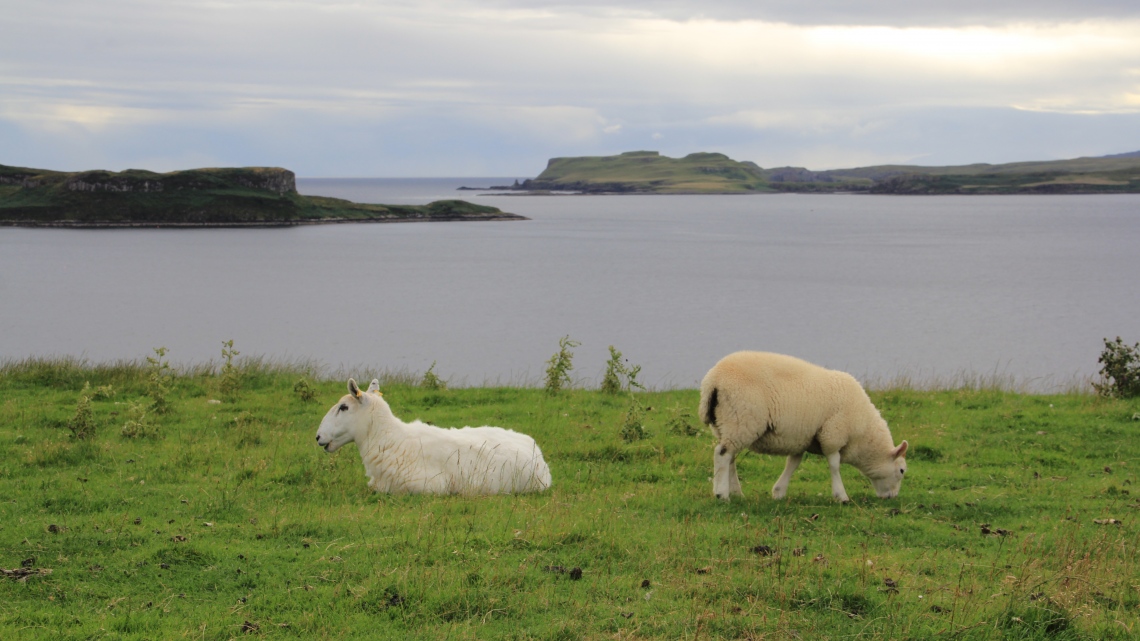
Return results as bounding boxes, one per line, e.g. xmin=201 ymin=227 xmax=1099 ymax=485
xmin=515 ymin=151 xmax=768 ymax=194
xmin=489 ymin=150 xmax=1140 ymax=195
xmin=0 ymin=164 xmax=526 ymax=227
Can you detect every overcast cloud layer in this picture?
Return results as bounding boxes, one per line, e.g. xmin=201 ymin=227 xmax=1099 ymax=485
xmin=3 ymin=0 xmax=1139 ymax=176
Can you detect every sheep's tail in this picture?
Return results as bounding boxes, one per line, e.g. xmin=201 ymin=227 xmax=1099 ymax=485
xmin=699 ymin=386 xmax=719 ymax=427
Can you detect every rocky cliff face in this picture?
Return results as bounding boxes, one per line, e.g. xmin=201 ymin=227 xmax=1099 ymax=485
xmin=0 ymin=172 xmax=45 ymax=189
xmin=63 ymin=168 xmax=296 ymax=195
xmin=766 ymin=167 xmax=835 ymax=183
xmin=67 ymin=174 xmax=165 ymax=193
xmin=232 ymin=169 xmax=295 ymax=195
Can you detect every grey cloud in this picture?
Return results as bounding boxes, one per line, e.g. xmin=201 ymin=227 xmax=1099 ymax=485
xmin=483 ymin=0 xmax=1140 ymax=26
xmin=3 ymin=0 xmax=1139 ymax=176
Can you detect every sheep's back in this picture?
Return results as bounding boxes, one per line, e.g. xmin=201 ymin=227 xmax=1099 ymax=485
xmin=402 ymin=422 xmax=550 ymax=493
xmin=702 ymin=351 xmax=855 ymax=453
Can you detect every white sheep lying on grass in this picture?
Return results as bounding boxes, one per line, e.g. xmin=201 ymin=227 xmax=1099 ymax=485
xmin=315 ymin=379 xmax=552 ymax=494
xmin=699 ymin=351 xmax=908 ymax=502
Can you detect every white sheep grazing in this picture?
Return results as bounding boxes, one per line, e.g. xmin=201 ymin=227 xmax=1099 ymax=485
xmin=699 ymin=351 xmax=908 ymax=502
xmin=315 ymin=379 xmax=552 ymax=495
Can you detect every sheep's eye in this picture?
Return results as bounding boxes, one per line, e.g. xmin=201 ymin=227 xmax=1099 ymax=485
xmin=338 ymin=404 xmax=349 ymax=412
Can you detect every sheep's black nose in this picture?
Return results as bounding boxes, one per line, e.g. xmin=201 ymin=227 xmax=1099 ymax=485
xmin=315 ymin=435 xmax=320 ymax=442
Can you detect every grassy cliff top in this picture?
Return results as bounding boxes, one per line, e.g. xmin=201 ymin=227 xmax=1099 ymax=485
xmin=0 ymin=164 xmax=524 ymax=226
xmin=524 ymin=151 xmax=771 ymax=193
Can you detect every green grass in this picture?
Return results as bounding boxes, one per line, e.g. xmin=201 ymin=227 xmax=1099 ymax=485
xmin=525 ymin=151 xmax=772 ymax=193
xmin=2 ymin=358 xmax=1138 ymax=639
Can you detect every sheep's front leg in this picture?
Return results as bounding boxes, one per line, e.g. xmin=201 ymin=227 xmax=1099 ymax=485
xmin=729 ymin=458 xmax=742 ymax=496
xmin=826 ymin=451 xmax=850 ymax=502
xmin=771 ymin=452 xmax=803 ymax=499
xmin=713 ymin=444 xmax=740 ymax=500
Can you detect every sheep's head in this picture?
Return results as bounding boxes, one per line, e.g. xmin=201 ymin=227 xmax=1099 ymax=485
xmin=315 ymin=378 xmax=373 ymax=453
xmin=867 ymin=441 xmax=908 ymax=499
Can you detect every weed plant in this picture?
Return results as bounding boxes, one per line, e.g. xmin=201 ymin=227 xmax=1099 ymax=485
xmin=90 ymin=384 xmax=115 ymax=401
xmin=292 ymin=378 xmax=317 ymax=403
xmin=218 ymin=340 xmax=242 ymax=402
xmin=120 ymin=401 xmax=158 ymax=439
xmin=66 ymin=384 xmax=95 ymax=440
xmin=421 ymin=361 xmax=446 ymax=391
xmin=665 ymin=403 xmax=701 ymax=437
xmin=601 ymin=346 xmax=625 ymax=395
xmin=1 ymin=358 xmax=1138 ymax=640
xmin=603 ymin=347 xmax=649 ymax=442
xmin=544 ymin=335 xmax=579 ymax=395
xmin=145 ymin=347 xmax=173 ymax=414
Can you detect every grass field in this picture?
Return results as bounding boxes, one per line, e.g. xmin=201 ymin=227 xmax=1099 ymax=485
xmin=2 ymin=357 xmax=1138 ymax=639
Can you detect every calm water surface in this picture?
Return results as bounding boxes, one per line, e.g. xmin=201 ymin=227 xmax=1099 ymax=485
xmin=2 ymin=178 xmax=1137 ymax=390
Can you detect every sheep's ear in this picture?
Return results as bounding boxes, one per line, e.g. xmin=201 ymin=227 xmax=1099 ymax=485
xmin=348 ymin=378 xmax=362 ymax=399
xmin=367 ymin=379 xmax=380 ymax=394
xmin=892 ymin=440 xmax=908 ymax=459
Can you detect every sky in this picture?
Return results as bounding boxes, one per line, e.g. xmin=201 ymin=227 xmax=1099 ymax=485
xmin=2 ymin=0 xmax=1140 ymax=177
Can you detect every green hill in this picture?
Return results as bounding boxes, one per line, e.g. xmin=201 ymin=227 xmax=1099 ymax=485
xmin=0 ymin=164 xmax=524 ymax=227
xmin=512 ymin=150 xmax=1140 ymax=194
xmin=821 ymin=154 xmax=1140 ymax=194
xmin=520 ymin=151 xmax=771 ymax=193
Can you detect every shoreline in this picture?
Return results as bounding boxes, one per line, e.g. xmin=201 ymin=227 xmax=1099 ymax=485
xmin=0 ymin=213 xmax=530 ymax=229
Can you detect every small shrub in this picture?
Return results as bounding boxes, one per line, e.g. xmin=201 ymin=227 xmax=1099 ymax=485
xmin=1093 ymin=336 xmax=1140 ymax=398
xmin=219 ymin=340 xmax=242 ymax=402
xmin=421 ymin=361 xmax=446 ymax=391
xmin=544 ymin=336 xmax=580 ymax=395
xmin=293 ymin=378 xmax=316 ymax=402
xmin=666 ymin=404 xmax=700 ymax=437
xmin=68 ymin=384 xmax=96 ymax=440
xmin=146 ymin=347 xmax=174 ymax=414
xmin=620 ymin=402 xmax=647 ymax=443
xmin=121 ymin=401 xmax=159 ymax=439
xmin=91 ymin=384 xmax=115 ymax=400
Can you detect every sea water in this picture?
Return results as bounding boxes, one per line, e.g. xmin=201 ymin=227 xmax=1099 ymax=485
xmin=2 ymin=179 xmax=1137 ymax=390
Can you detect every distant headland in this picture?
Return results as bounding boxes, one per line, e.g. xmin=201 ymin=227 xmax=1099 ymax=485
xmin=0 ymin=164 xmax=525 ymax=227
xmin=465 ymin=150 xmax=1140 ymax=195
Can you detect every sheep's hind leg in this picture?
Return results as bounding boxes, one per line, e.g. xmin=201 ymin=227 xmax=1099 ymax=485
xmin=771 ymin=453 xmax=803 ymax=499
xmin=713 ymin=444 xmax=740 ymax=500
xmin=826 ymin=451 xmax=850 ymax=503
